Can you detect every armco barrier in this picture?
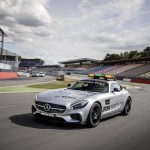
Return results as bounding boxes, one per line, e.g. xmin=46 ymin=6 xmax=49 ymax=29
xmin=17 ymin=72 xmax=30 ymax=77
xmin=123 ymin=78 xmax=131 ymax=82
xmin=0 ymin=72 xmax=17 ymax=79
xmin=131 ymin=78 xmax=150 ymax=84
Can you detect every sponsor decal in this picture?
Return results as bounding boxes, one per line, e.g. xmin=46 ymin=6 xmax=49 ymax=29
xmin=103 ymin=106 xmax=110 ymax=112
xmin=55 ymin=95 xmax=76 ymax=99
xmin=78 ymin=80 xmax=106 ymax=86
xmin=62 ymin=96 xmax=76 ymax=99
xmin=103 ymin=102 xmax=124 ymax=112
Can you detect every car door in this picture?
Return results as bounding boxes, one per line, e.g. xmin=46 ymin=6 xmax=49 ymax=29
xmin=102 ymin=83 xmax=124 ymax=118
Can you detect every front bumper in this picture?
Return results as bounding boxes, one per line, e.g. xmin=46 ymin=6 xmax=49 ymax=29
xmin=32 ymin=104 xmax=89 ymax=124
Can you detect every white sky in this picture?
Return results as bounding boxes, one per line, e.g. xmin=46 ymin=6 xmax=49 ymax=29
xmin=0 ymin=0 xmax=150 ymax=64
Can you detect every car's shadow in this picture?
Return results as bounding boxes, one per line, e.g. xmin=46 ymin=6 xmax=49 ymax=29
xmin=9 ymin=113 xmax=120 ymax=130
xmin=9 ymin=113 xmax=87 ymax=130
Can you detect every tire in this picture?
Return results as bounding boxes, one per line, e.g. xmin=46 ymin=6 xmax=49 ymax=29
xmin=87 ymin=103 xmax=101 ymax=127
xmin=122 ymin=97 xmax=132 ymax=115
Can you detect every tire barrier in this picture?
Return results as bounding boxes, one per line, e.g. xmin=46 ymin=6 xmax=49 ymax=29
xmin=131 ymin=78 xmax=150 ymax=84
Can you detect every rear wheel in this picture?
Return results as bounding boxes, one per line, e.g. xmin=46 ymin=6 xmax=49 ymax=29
xmin=122 ymin=97 xmax=132 ymax=115
xmin=87 ymin=103 xmax=101 ymax=127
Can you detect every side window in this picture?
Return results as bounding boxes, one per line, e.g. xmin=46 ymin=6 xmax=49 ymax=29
xmin=111 ymin=83 xmax=122 ymax=92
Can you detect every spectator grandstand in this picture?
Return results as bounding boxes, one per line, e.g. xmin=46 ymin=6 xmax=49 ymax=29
xmin=106 ymin=64 xmax=143 ymax=75
xmin=81 ymin=65 xmax=110 ymax=74
xmin=139 ymin=72 xmax=150 ymax=78
xmin=60 ymin=56 xmax=150 ymax=83
xmin=19 ymin=58 xmax=44 ymax=69
xmin=95 ymin=65 xmax=124 ymax=74
xmin=59 ymin=58 xmax=99 ymax=68
xmin=116 ymin=64 xmax=150 ymax=78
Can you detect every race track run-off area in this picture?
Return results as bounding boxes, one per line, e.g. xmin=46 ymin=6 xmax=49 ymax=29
xmin=0 ymin=76 xmax=150 ymax=150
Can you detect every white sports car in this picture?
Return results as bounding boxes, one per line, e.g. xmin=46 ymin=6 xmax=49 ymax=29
xmin=32 ymin=74 xmax=132 ymax=127
xmin=32 ymin=72 xmax=45 ymax=77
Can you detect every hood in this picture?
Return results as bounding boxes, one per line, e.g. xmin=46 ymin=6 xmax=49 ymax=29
xmin=37 ymin=88 xmax=98 ymax=105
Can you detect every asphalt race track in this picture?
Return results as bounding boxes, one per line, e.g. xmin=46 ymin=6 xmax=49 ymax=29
xmin=0 ymin=78 xmax=150 ymax=150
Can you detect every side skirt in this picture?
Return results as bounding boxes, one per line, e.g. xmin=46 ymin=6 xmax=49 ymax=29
xmin=101 ymin=111 xmax=122 ymax=119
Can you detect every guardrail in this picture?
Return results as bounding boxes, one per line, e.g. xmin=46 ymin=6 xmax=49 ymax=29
xmin=17 ymin=72 xmax=30 ymax=77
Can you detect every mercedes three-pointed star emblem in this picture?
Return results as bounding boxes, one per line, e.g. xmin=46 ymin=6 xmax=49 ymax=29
xmin=44 ymin=103 xmax=51 ymax=111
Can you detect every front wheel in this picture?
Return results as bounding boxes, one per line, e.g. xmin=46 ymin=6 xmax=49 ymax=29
xmin=122 ymin=97 xmax=132 ymax=115
xmin=87 ymin=103 xmax=101 ymax=127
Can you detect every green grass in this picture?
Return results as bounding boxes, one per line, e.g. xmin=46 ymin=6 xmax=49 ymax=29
xmin=0 ymin=86 xmax=46 ymax=93
xmin=27 ymin=78 xmax=77 ymax=89
xmin=0 ymin=78 xmax=139 ymax=93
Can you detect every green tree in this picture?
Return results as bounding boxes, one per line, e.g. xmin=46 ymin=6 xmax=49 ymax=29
xmin=142 ymin=47 xmax=150 ymax=57
xmin=104 ymin=53 xmax=111 ymax=61
xmin=128 ymin=50 xmax=138 ymax=58
xmin=123 ymin=52 xmax=129 ymax=59
xmin=103 ymin=46 xmax=150 ymax=61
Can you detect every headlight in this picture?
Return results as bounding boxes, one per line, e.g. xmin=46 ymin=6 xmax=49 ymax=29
xmin=70 ymin=100 xmax=88 ymax=110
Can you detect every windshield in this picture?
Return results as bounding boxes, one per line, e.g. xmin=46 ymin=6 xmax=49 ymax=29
xmin=69 ymin=80 xmax=109 ymax=93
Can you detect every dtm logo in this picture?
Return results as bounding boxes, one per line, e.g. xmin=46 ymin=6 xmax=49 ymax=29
xmin=44 ymin=104 xmax=51 ymax=112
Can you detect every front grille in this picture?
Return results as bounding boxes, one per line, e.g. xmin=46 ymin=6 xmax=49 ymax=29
xmin=36 ymin=101 xmax=66 ymax=113
xmin=36 ymin=113 xmax=66 ymax=123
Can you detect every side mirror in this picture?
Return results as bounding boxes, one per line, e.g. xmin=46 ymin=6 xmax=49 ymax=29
xmin=113 ymin=88 xmax=120 ymax=92
xmin=67 ymin=83 xmax=71 ymax=87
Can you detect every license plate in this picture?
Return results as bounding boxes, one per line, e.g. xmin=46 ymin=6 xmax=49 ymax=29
xmin=41 ymin=112 xmax=56 ymax=117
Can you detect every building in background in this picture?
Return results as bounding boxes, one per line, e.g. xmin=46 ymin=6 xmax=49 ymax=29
xmin=0 ymin=49 xmax=21 ymax=72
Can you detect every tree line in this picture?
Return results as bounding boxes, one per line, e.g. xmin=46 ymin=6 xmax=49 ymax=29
xmin=103 ymin=46 xmax=150 ymax=61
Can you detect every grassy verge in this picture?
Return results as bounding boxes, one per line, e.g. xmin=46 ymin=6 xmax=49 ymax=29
xmin=0 ymin=86 xmax=46 ymax=93
xmin=27 ymin=78 xmax=77 ymax=89
xmin=0 ymin=78 xmax=140 ymax=93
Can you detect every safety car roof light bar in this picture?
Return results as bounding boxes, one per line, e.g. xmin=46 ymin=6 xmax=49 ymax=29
xmin=88 ymin=73 xmax=115 ymax=80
